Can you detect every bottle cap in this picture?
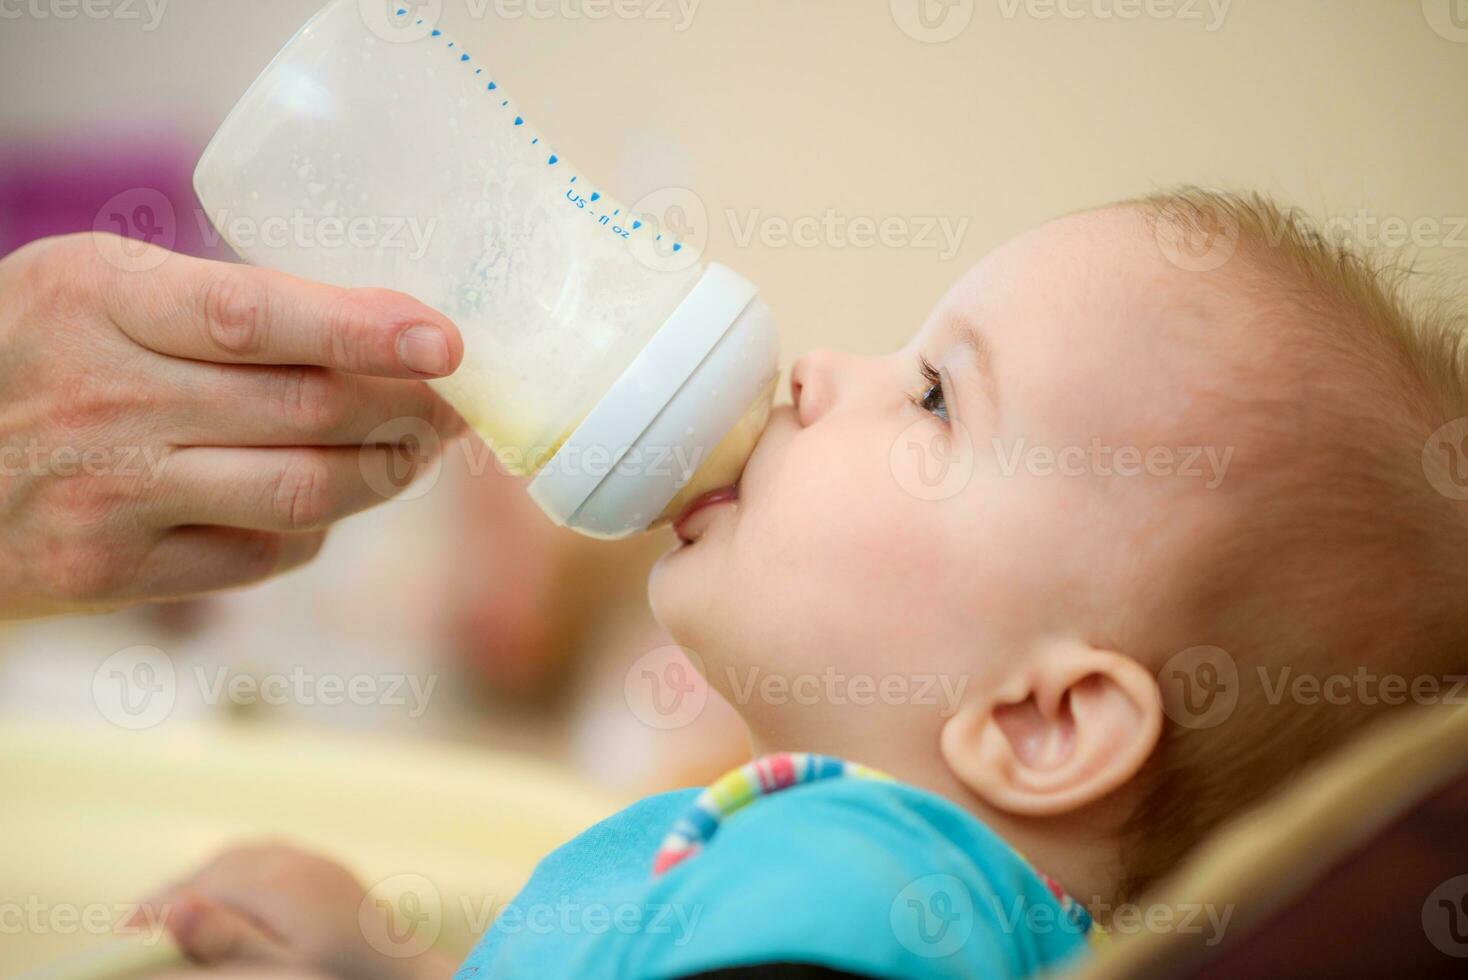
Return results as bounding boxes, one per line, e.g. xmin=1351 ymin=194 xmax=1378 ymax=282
xmin=526 ymin=263 xmax=779 ymax=538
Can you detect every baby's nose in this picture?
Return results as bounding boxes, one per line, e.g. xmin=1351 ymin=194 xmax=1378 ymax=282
xmin=790 ymin=349 xmax=843 ymax=427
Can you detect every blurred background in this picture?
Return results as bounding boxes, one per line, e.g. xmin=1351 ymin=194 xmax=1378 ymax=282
xmin=2 ymin=0 xmax=1467 ymax=973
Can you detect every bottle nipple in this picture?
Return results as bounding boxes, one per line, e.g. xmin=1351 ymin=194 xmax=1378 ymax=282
xmin=654 ymin=375 xmax=778 ymax=527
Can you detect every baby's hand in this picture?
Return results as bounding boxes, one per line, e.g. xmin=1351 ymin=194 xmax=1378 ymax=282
xmin=131 ymin=841 xmax=453 ymax=980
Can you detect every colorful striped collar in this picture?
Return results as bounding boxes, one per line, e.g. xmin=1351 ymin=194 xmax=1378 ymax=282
xmin=651 ymin=752 xmax=1096 ymax=940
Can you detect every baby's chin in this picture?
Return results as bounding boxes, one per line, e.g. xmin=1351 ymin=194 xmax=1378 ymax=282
xmin=647 ymin=527 xmax=737 ymax=655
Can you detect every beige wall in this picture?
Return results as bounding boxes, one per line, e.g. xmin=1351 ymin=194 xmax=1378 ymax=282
xmin=3 ymin=0 xmax=1466 ymax=357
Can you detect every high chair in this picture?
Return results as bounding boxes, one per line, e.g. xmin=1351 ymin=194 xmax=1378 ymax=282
xmin=1066 ymin=701 xmax=1468 ymax=978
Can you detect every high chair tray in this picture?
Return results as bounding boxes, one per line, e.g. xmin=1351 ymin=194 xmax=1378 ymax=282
xmin=1 ymin=718 xmax=623 ymax=977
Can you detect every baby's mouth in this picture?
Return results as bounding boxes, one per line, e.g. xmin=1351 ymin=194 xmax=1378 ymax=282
xmin=673 ymin=484 xmax=740 ymax=545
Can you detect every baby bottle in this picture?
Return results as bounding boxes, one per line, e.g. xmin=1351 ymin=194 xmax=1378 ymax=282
xmin=193 ymin=0 xmax=778 ymax=538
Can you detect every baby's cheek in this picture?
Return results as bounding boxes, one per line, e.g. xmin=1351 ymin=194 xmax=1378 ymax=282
xmin=747 ymin=434 xmax=945 ymax=607
xmin=751 ymin=430 xmax=890 ymax=553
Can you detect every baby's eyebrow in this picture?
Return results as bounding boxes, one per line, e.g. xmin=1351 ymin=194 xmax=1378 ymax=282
xmin=952 ymin=319 xmax=1001 ymax=420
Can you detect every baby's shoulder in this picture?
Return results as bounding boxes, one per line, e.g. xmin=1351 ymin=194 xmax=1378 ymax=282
xmin=709 ymin=775 xmax=1002 ymax=880
xmin=627 ymin=778 xmax=1088 ymax=978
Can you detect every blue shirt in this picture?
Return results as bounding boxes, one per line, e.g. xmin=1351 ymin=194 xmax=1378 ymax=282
xmin=455 ymin=777 xmax=1092 ymax=979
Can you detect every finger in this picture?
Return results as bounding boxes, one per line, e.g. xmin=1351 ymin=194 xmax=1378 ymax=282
xmin=99 ymin=247 xmax=463 ymax=378
xmin=121 ymin=526 xmax=327 ymax=603
xmin=168 ymin=893 xmax=290 ymax=966
xmin=166 ymin=362 xmax=464 ymax=447
xmin=123 ymin=897 xmax=185 ymax=942
xmin=153 ymin=446 xmax=440 ymax=533
xmin=122 ymin=902 xmax=156 ymax=931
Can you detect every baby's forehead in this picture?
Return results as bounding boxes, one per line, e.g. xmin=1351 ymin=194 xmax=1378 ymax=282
xmin=927 ymin=208 xmax=1261 ymax=443
xmin=935 ymin=207 xmax=1237 ymax=364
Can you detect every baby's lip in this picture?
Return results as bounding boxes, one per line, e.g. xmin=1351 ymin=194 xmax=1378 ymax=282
xmin=674 ymin=485 xmax=740 ymax=544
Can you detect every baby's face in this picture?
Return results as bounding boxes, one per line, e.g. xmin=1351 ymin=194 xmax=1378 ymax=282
xmin=650 ymin=208 xmax=1240 ymax=744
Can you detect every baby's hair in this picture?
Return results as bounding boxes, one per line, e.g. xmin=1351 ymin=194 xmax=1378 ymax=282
xmin=1138 ymin=186 xmax=1468 ymax=406
xmin=1115 ymin=187 xmax=1468 ymax=900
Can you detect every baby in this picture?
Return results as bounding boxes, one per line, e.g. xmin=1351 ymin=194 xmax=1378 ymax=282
xmin=134 ymin=189 xmax=1468 ymax=979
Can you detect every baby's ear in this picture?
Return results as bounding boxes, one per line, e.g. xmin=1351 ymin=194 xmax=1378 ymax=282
xmin=940 ymin=641 xmax=1162 ymax=817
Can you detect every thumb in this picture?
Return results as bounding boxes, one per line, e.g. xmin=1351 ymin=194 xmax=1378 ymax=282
xmin=167 ymin=892 xmax=291 ymax=966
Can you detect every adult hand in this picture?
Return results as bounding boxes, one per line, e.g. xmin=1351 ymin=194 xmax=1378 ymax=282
xmin=0 ymin=233 xmax=465 ymax=619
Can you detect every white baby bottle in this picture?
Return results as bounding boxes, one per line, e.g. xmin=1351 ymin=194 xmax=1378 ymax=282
xmin=193 ymin=0 xmax=778 ymax=538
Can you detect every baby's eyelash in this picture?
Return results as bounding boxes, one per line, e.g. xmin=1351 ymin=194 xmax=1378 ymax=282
xmin=909 ymin=356 xmax=948 ymax=421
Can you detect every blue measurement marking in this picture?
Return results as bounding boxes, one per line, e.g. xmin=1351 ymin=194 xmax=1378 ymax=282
xmin=548 ymin=155 xmax=559 ymax=165
xmin=514 ymin=116 xmax=524 ymax=126
xmin=590 ymin=193 xmax=600 ymax=203
xmin=460 ymin=53 xmax=470 ymax=62
xmin=431 ymin=29 xmax=440 ymax=36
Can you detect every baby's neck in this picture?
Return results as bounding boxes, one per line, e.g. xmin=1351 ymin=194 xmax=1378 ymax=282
xmin=746 ymin=731 xmax=1123 ymax=911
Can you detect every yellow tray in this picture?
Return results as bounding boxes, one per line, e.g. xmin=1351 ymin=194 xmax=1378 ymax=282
xmin=2 ymin=718 xmax=622 ymax=977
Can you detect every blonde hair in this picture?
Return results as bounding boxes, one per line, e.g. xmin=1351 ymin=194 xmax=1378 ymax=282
xmin=1116 ymin=188 xmax=1468 ymax=900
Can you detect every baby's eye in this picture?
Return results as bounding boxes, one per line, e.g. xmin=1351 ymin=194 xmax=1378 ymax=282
xmin=911 ymin=357 xmax=949 ymax=422
xmin=918 ymin=383 xmax=947 ymax=420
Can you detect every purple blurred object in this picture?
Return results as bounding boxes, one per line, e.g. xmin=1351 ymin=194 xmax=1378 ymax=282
xmin=0 ymin=127 xmax=236 ymax=262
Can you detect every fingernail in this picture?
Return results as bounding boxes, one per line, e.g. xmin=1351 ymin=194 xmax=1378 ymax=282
xmin=397 ymin=326 xmax=451 ymax=376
